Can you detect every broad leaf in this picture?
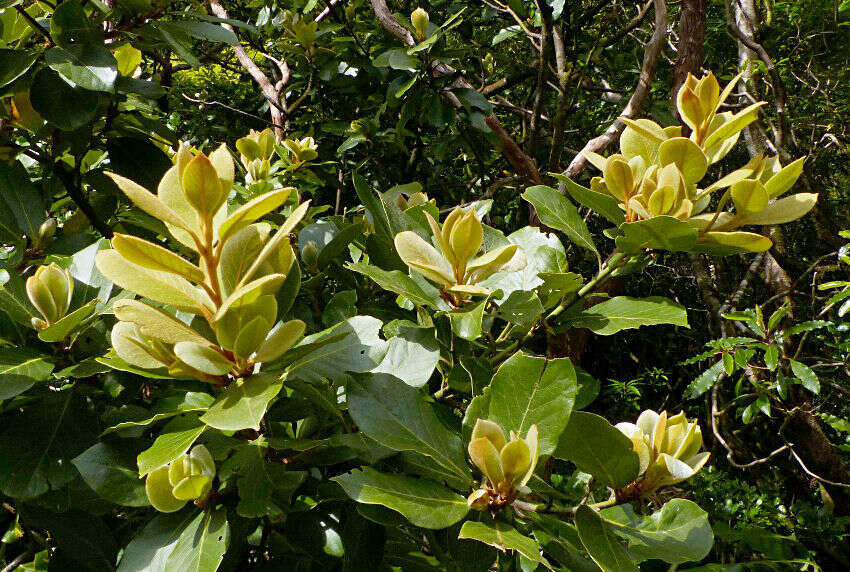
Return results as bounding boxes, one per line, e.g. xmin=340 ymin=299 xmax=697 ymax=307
xmin=458 ymin=520 xmax=544 ymax=564
xmin=575 ymin=505 xmax=638 ymax=572
xmin=371 ymin=324 xmax=440 ymax=387
xmin=523 ymin=185 xmax=597 ymax=257
xmin=347 ymin=374 xmax=471 ymax=484
xmin=615 ymin=216 xmax=698 ymax=253
xmin=554 ymin=412 xmax=640 ymax=488
xmin=0 ymin=392 xmax=98 ymax=498
xmin=288 ymin=316 xmax=388 ymax=383
xmin=571 ymin=296 xmax=689 ymax=335
xmin=117 ymin=509 xmax=200 ymax=572
xmin=601 ymin=499 xmax=713 ymax=564
xmin=334 ymin=468 xmax=468 ymax=529
xmin=137 ymin=415 xmax=206 ymax=477
xmin=73 ymin=442 xmax=149 ymax=507
xmin=553 ymin=173 xmax=625 ymax=225
xmin=0 ymin=347 xmax=53 ymax=399
xmin=164 ymin=507 xmax=229 ymax=572
xmin=200 ymin=373 xmax=284 ymax=431
xmin=487 ymin=351 xmax=577 ymax=456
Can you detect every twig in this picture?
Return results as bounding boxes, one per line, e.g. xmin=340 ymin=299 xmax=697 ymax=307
xmin=1 ymin=551 xmax=33 ymax=572
xmin=559 ymin=0 xmax=667 ymax=180
xmin=369 ymin=0 xmax=542 ymax=185
xmin=208 ymin=0 xmax=287 ymax=141
xmin=788 ymin=446 xmax=850 ymax=488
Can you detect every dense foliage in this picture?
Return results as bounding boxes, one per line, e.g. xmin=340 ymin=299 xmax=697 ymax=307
xmin=0 ymin=0 xmax=848 ymax=570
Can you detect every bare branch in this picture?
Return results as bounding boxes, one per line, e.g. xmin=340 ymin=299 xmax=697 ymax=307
xmin=559 ymin=0 xmax=667 ymax=180
xmin=208 ymin=0 xmax=287 ymax=141
xmin=369 ymin=0 xmax=542 ymax=184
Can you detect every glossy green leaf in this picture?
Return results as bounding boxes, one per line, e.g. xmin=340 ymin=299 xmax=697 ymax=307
xmin=615 ymin=216 xmax=698 ymax=253
xmin=458 ymin=520 xmax=544 ymax=564
xmin=790 ymin=360 xmax=819 ymax=394
xmin=554 ymin=411 xmax=640 ymax=488
xmin=522 ymin=185 xmax=597 ymax=256
xmin=117 ymin=509 xmax=200 ymax=572
xmin=29 ymin=68 xmax=101 ymax=131
xmin=0 ymin=392 xmax=98 ymax=498
xmin=347 ymin=374 xmax=471 ymax=485
xmin=600 ymin=499 xmax=713 ymax=564
xmin=0 ymin=49 xmax=38 ymax=87
xmin=553 ymin=173 xmax=625 ymax=225
xmin=0 ymin=347 xmax=53 ymax=399
xmin=571 ymin=296 xmax=689 ymax=335
xmin=575 ymin=505 xmax=638 ymax=572
xmin=288 ymin=316 xmax=388 ymax=383
xmin=334 ymin=468 xmax=468 ymax=529
xmin=45 ymin=45 xmax=118 ymax=92
xmin=371 ymin=324 xmax=439 ymax=387
xmin=137 ymin=415 xmax=206 ymax=477
xmin=73 ymin=442 xmax=149 ymax=507
xmin=487 ymin=351 xmax=577 ymax=456
xmin=164 ymin=507 xmax=229 ymax=572
xmin=200 ymin=373 xmax=284 ymax=431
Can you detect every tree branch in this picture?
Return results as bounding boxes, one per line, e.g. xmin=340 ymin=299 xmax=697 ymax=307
xmin=208 ymin=0 xmax=287 ymax=141
xmin=369 ymin=0 xmax=542 ymax=184
xmin=558 ymin=0 xmax=667 ymax=180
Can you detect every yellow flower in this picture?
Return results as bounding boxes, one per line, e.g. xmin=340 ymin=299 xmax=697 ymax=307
xmin=467 ymin=419 xmax=538 ymax=507
xmin=26 ymin=264 xmax=73 ymax=329
xmin=616 ymin=410 xmax=710 ymax=494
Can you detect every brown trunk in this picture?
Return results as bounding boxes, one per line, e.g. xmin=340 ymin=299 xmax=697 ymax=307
xmin=670 ymin=0 xmax=706 ymax=128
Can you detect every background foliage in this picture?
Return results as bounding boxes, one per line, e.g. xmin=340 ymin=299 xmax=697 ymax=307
xmin=0 ymin=0 xmax=849 ymax=569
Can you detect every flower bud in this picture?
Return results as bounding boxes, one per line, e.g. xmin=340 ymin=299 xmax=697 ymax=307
xmin=283 ymin=136 xmax=318 ymax=163
xmin=467 ymin=488 xmax=489 ymax=510
xmin=26 ymin=263 xmax=73 ymax=327
xmin=411 ymin=7 xmax=429 ymax=40
xmin=467 ymin=419 xmax=538 ymax=506
xmin=615 ymin=409 xmax=710 ymax=496
xmin=34 ymin=218 xmax=56 ymax=249
xmin=145 ymin=445 xmax=215 ymax=512
xmin=249 ymin=158 xmax=271 ymax=182
xmin=301 ymin=240 xmax=320 ymax=271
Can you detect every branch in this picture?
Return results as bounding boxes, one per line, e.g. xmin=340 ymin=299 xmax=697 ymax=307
xmin=53 ymin=164 xmax=113 ymax=239
xmin=208 ymin=0 xmax=287 ymax=141
xmin=558 ymin=0 xmax=667 ymax=180
xmin=369 ymin=0 xmax=542 ymax=184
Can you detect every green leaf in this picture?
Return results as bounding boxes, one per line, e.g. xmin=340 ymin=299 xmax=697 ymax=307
xmin=600 ymin=499 xmax=713 ymax=564
xmin=0 ymin=49 xmax=38 ymax=88
xmin=575 ymin=505 xmax=638 ymax=572
xmin=684 ymin=360 xmax=725 ymax=399
xmin=0 ymin=160 xmax=46 ymax=240
xmin=554 ymin=411 xmax=639 ymax=488
xmin=29 ymin=68 xmax=101 ymax=131
xmin=334 ymin=468 xmax=468 ymax=529
xmin=371 ymin=324 xmax=440 ymax=387
xmin=0 ymin=347 xmax=53 ymax=399
xmin=615 ymin=216 xmax=698 ymax=253
xmin=50 ymin=0 xmax=100 ymax=48
xmin=165 ymin=21 xmax=238 ymax=45
xmin=347 ymin=374 xmax=471 ymax=485
xmin=447 ymin=297 xmax=490 ymax=341
xmin=487 ymin=351 xmax=577 ymax=456
xmin=200 ymin=373 xmax=284 ymax=431
xmin=96 ymin=250 xmax=205 ymax=313
xmin=164 ymin=508 xmax=229 ymax=572
xmin=552 ymin=173 xmax=625 ymax=225
xmin=318 ymin=221 xmax=367 ymax=270
xmin=37 ymin=299 xmax=97 ymax=342
xmin=571 ymin=296 xmax=689 ymax=335
xmin=522 ymin=185 xmax=597 ymax=257
xmin=0 ymin=268 xmax=37 ymax=326
xmin=102 ymin=392 xmax=214 ymax=435
xmin=458 ymin=520 xmax=544 ymax=564
xmin=117 ymin=509 xmax=200 ymax=572
xmin=45 ymin=45 xmax=118 ymax=92
xmin=0 ymin=392 xmax=99 ymax=498
xmin=790 ymin=360 xmax=820 ymax=394
xmin=137 ymin=415 xmax=206 ymax=477
xmin=497 ymin=290 xmax=544 ymax=326
xmin=225 ymin=441 xmax=305 ymax=518
xmin=373 ymin=48 xmax=418 ymax=70
xmin=288 ymin=316 xmax=388 ymax=383
xmin=72 ymin=442 xmax=149 ymax=507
